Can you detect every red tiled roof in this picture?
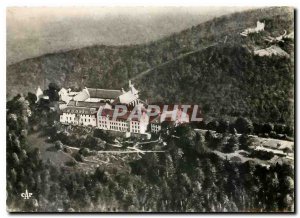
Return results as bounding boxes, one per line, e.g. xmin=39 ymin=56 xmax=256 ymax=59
xmin=101 ymin=108 xmax=131 ymax=120
xmin=100 ymin=108 xmax=144 ymax=122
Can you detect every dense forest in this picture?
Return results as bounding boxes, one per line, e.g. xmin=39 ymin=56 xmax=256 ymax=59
xmin=7 ymin=7 xmax=294 ymax=129
xmin=137 ymin=44 xmax=294 ymax=128
xmin=6 ymin=7 xmax=295 ymax=212
xmin=6 ymin=90 xmax=294 ymax=212
xmin=7 ymin=7 xmax=293 ymax=94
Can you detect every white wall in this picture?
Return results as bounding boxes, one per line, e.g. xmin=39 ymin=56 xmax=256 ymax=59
xmin=60 ymin=112 xmax=76 ymax=124
xmin=98 ymin=115 xmax=129 ymax=132
xmin=78 ymin=114 xmax=97 ymax=127
xmin=60 ymin=113 xmax=96 ymax=126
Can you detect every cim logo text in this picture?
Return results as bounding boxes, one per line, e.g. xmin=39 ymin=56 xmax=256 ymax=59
xmin=21 ymin=189 xmax=32 ymax=200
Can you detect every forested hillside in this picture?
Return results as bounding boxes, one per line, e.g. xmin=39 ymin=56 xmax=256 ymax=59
xmin=7 ymin=7 xmax=294 ymax=126
xmin=136 ymin=44 xmax=294 ymax=126
xmin=6 ymin=7 xmax=295 ymax=212
xmin=6 ymin=95 xmax=294 ymax=212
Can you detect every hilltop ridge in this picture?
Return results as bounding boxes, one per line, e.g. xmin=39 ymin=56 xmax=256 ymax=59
xmin=7 ymin=7 xmax=294 ymax=127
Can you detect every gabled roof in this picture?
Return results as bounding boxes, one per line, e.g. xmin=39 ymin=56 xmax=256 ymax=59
xmin=100 ymin=108 xmax=131 ymax=121
xmin=118 ymin=91 xmax=138 ymax=104
xmin=87 ymin=88 xmax=122 ymax=99
xmin=58 ymin=88 xmax=68 ymax=95
xmin=73 ymin=88 xmax=90 ymax=101
xmin=99 ymin=108 xmax=145 ymax=122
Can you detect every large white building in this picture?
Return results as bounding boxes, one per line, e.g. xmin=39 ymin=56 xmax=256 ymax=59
xmin=97 ymin=108 xmax=148 ymax=134
xmin=240 ymin=20 xmax=265 ymax=36
xmin=60 ymin=100 xmax=108 ymax=126
xmin=58 ymin=81 xmax=197 ymax=135
xmin=60 ymin=106 xmax=97 ymax=126
xmin=59 ymin=81 xmax=153 ymax=134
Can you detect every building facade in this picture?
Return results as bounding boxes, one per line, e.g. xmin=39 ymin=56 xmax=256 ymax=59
xmin=60 ymin=106 xmax=97 ymax=127
xmin=58 ymin=81 xmax=198 ymax=135
xmin=59 ymin=81 xmax=151 ymax=135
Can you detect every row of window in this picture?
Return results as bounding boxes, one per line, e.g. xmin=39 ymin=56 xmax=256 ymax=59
xmin=110 ymin=121 xmax=127 ymax=127
xmin=61 ymin=115 xmax=150 ymax=133
xmin=99 ymin=119 xmax=129 ymax=127
xmin=80 ymin=118 xmax=96 ymax=123
xmin=62 ymin=115 xmax=96 ymax=121
xmin=151 ymin=125 xmax=160 ymax=130
xmin=81 ymin=114 xmax=93 ymax=117
xmin=99 ymin=124 xmax=107 ymax=128
xmin=65 ymin=116 xmax=74 ymax=121
xmin=64 ymin=112 xmax=92 ymax=116
xmin=132 ymin=126 xmax=140 ymax=131
xmin=109 ymin=126 xmax=128 ymax=131
xmin=62 ymin=120 xmax=142 ymax=133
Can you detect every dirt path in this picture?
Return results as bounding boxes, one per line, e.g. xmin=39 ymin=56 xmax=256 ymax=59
xmin=194 ymin=128 xmax=294 ymax=167
xmin=130 ymin=43 xmax=219 ymax=81
xmin=194 ymin=129 xmax=294 ymax=152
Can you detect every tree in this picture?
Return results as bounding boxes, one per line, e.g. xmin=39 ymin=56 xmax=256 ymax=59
xmin=270 ymin=106 xmax=281 ymax=122
xmin=20 ymin=149 xmax=28 ymax=160
xmin=94 ymin=167 xmax=108 ymax=183
xmin=283 ymin=176 xmax=294 ymax=192
xmin=161 ymin=121 xmax=174 ymax=130
xmin=217 ymin=120 xmax=230 ymax=133
xmin=230 ymin=127 xmax=237 ymax=135
xmin=79 ymin=147 xmax=90 ymax=156
xmin=175 ymin=125 xmax=193 ymax=137
xmin=283 ymin=147 xmax=293 ymax=155
xmin=74 ymin=153 xmax=84 ymax=162
xmin=234 ymin=117 xmax=253 ymax=134
xmin=262 ymin=123 xmax=274 ymax=134
xmin=12 ymin=152 xmax=20 ymax=166
xmin=9 ymin=168 xmax=17 ymax=183
xmin=207 ymin=120 xmax=219 ymax=131
xmin=26 ymin=92 xmax=37 ymax=106
xmin=55 ymin=140 xmax=64 ymax=150
xmin=47 ymin=82 xmax=60 ymax=101
xmin=283 ymin=194 xmax=293 ymax=209
xmin=223 ymin=135 xmax=239 ymax=153
xmin=205 ymin=130 xmax=214 ymax=141
xmin=239 ymin=134 xmax=251 ymax=150
xmin=195 ymin=132 xmax=206 ymax=154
